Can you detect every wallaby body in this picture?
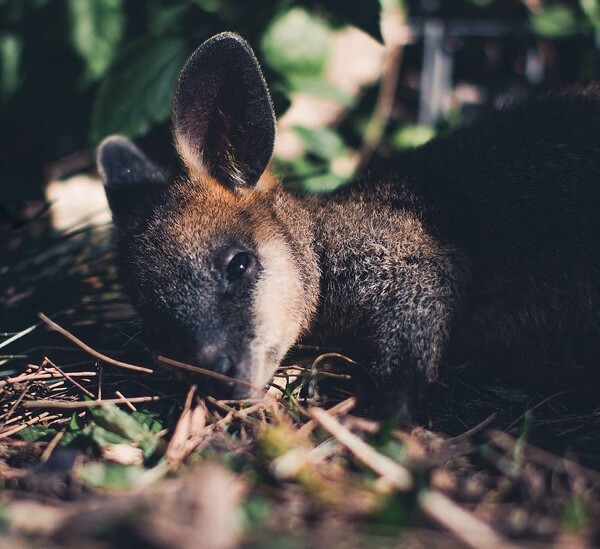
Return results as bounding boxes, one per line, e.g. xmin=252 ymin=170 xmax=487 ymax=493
xmin=98 ymin=33 xmax=600 ymax=401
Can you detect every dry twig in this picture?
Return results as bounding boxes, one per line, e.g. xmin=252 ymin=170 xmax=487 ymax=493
xmin=419 ymin=489 xmax=522 ymax=549
xmin=38 ymin=313 xmax=153 ymax=374
xmin=23 ymin=396 xmax=161 ymax=409
xmin=310 ymin=406 xmax=413 ymax=491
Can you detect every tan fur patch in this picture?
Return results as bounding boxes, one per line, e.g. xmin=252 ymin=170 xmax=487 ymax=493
xmin=175 ymin=134 xmax=207 ymax=180
xmin=256 ymin=168 xmax=279 ymax=192
xmin=249 ymin=235 xmax=307 ymax=393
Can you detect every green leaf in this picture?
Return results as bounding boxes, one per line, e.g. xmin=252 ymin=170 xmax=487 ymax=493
xmin=301 ymin=171 xmax=349 ymax=193
xmin=0 ymin=33 xmax=22 ymax=103
xmin=581 ymin=0 xmax=600 ymax=27
xmin=293 ymin=125 xmax=346 ymax=160
xmin=288 ymin=76 xmax=354 ymax=107
xmin=69 ymin=411 xmax=84 ymax=432
xmin=530 ymin=4 xmax=581 ymax=39
xmin=261 ymin=7 xmax=332 ymax=79
xmin=561 ymin=494 xmax=591 ymax=531
xmin=77 ymin=462 xmax=147 ymax=490
xmin=132 ymin=410 xmax=164 ymax=434
xmin=18 ymin=425 xmax=57 ymax=442
xmin=581 ymin=0 xmax=600 ymax=44
xmin=87 ymin=403 xmax=160 ymax=459
xmin=392 ymin=124 xmax=436 ymax=150
xmin=68 ymin=0 xmax=125 ymax=82
xmin=89 ymin=424 xmax=131 ymax=447
xmin=147 ymin=3 xmax=193 ymax=36
xmin=90 ymin=37 xmax=190 ymax=144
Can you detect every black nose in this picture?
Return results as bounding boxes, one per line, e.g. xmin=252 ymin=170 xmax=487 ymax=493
xmin=195 ymin=344 xmax=236 ymax=377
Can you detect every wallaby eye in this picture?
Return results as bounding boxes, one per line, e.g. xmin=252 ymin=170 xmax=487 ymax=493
xmin=226 ymin=251 xmax=254 ymax=283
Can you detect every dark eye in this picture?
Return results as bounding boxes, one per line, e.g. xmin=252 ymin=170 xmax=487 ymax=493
xmin=225 ymin=251 xmax=253 ymax=283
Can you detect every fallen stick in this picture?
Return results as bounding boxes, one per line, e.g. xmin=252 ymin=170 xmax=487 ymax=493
xmin=419 ymin=489 xmax=522 ymax=549
xmin=309 ymin=406 xmax=412 ymax=491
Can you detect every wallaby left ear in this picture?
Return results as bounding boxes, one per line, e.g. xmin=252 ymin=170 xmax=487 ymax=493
xmin=97 ymin=135 xmax=167 ymax=227
xmin=172 ymin=32 xmax=276 ymax=189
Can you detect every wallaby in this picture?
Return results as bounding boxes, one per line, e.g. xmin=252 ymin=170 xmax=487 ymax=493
xmin=97 ymin=32 xmax=600 ymax=403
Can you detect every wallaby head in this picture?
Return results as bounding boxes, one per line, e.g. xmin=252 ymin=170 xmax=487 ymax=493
xmin=98 ymin=33 xmax=319 ymax=397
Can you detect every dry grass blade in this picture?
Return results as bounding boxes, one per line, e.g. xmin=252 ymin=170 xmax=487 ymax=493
xmin=443 ymin=413 xmax=497 ymax=445
xmin=486 ymin=429 xmax=600 ymax=484
xmin=419 ymin=489 xmax=522 ymax=549
xmin=0 ymin=322 xmax=40 ymax=351
xmin=38 ymin=313 xmax=153 ymax=374
xmin=309 ymin=406 xmax=413 ymax=491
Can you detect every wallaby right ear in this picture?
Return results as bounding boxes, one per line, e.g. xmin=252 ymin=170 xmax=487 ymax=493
xmin=97 ymin=136 xmax=167 ymax=226
xmin=172 ymin=32 xmax=276 ymax=190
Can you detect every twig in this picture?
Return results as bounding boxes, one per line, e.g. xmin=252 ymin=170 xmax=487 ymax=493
xmin=0 ymin=380 xmax=34 ymax=430
xmin=299 ymin=396 xmax=357 ymax=435
xmin=44 ymin=357 xmax=95 ymax=398
xmin=0 ymin=412 xmax=60 ymax=440
xmin=38 ymin=313 xmax=153 ymax=374
xmin=40 ymin=430 xmax=65 ymax=463
xmin=309 ymin=407 xmax=412 ymax=491
xmin=158 ymin=355 xmax=259 ymax=392
xmin=418 ymin=489 xmax=521 ymax=549
xmin=443 ymin=413 xmax=497 ymax=445
xmin=354 ymin=6 xmax=407 ymax=174
xmin=97 ymin=364 xmax=103 ymax=400
xmin=115 ymin=391 xmax=137 ymax=412
xmin=23 ymin=396 xmax=161 ymax=409
xmin=309 ymin=353 xmax=361 ymax=371
xmin=206 ymin=397 xmax=259 ymax=425
xmin=486 ymin=429 xmax=600 ymax=485
xmin=506 ymin=390 xmax=572 ymax=432
xmin=0 ymin=371 xmax=96 ymax=388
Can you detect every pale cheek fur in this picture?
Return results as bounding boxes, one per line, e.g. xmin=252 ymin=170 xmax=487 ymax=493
xmin=249 ymin=238 xmax=305 ymax=390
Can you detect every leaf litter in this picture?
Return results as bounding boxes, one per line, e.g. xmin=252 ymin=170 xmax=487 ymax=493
xmin=1 ymin=206 xmax=600 ymax=548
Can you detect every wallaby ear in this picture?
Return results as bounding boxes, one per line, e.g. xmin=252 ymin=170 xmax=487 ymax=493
xmin=97 ymin=136 xmax=167 ymax=226
xmin=173 ymin=32 xmax=276 ymax=189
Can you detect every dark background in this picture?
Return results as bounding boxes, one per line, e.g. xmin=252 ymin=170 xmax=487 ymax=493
xmin=1 ymin=0 xmax=599 ymax=206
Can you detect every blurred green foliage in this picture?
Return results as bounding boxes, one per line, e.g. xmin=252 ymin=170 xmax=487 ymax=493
xmin=1 ymin=0 xmax=600 ymax=198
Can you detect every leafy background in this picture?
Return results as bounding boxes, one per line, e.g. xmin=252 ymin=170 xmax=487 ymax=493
xmin=1 ymin=0 xmax=600 ymax=203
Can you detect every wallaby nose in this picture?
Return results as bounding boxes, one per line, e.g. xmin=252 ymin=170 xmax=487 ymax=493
xmin=195 ymin=343 xmax=236 ymax=377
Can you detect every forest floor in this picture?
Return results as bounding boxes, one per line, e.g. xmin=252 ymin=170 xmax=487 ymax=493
xmin=1 ymin=203 xmax=599 ymax=548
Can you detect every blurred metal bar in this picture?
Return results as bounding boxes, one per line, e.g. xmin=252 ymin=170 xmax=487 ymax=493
xmin=419 ymin=20 xmax=454 ymax=126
